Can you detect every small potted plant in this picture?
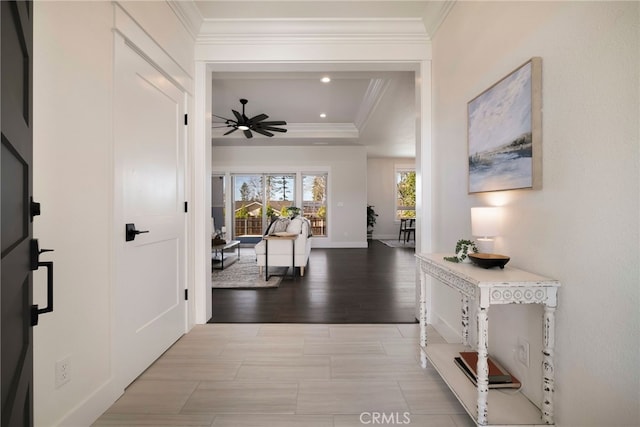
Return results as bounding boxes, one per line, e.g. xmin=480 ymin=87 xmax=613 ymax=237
xmin=367 ymin=205 xmax=378 ymax=240
xmin=444 ymin=239 xmax=478 ymax=263
xmin=285 ymin=206 xmax=301 ymax=218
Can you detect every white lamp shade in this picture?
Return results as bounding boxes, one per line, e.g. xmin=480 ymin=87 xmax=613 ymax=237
xmin=471 ymin=207 xmax=500 ymax=237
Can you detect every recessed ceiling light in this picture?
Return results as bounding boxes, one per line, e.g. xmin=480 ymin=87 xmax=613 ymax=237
xmin=320 ymin=113 xmax=327 ymax=118
xmin=321 ymin=76 xmax=331 ymax=83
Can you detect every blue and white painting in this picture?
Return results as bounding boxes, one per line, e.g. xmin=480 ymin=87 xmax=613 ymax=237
xmin=468 ymin=61 xmax=533 ymax=193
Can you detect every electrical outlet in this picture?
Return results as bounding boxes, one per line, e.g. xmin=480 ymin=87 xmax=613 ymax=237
xmin=517 ymin=337 xmax=530 ymax=368
xmin=55 ymin=356 xmax=71 ymax=388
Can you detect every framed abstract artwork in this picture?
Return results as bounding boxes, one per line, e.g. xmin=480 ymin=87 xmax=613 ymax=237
xmin=468 ymin=57 xmax=542 ymax=193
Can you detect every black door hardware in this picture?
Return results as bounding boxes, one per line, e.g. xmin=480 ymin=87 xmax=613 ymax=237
xmin=30 ymin=197 xmax=41 ymax=221
xmin=125 ymin=223 xmax=149 ymax=242
xmin=30 ymin=239 xmax=54 ymax=326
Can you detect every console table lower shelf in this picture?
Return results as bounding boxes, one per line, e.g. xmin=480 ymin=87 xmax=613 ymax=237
xmin=424 ymin=343 xmax=545 ymax=426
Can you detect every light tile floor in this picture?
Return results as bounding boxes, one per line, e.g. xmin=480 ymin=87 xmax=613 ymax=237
xmin=93 ymin=324 xmax=475 ymax=427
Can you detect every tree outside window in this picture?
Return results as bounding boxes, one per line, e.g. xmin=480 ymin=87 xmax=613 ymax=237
xmin=302 ymin=173 xmax=328 ymax=236
xmin=396 ymin=170 xmax=416 ymax=219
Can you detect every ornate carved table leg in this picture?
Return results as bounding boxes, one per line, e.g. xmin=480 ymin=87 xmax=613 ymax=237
xmin=476 ymin=306 xmax=489 ymax=425
xmin=461 ymin=294 xmax=470 ymax=347
xmin=419 ymin=268 xmax=428 ymax=348
xmin=542 ymin=305 xmax=556 ymax=424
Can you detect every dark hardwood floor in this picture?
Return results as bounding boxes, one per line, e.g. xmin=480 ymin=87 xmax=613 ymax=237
xmin=209 ymin=240 xmax=418 ymax=323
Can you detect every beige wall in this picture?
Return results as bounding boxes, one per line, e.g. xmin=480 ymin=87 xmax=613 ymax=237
xmin=430 ymin=2 xmax=639 ymax=425
xmin=33 ymin=2 xmax=194 ymax=425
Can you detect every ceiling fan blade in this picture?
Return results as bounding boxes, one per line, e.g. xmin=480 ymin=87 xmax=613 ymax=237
xmin=212 ymin=114 xmax=233 ymax=122
xmin=243 ymin=129 xmax=253 ymax=139
xmin=212 ymin=125 xmax=232 ymax=129
xmin=260 ymin=126 xmax=287 ymax=133
xmin=223 ymin=127 xmax=239 ymax=135
xmin=232 ymin=110 xmax=243 ymax=123
xmin=256 ymin=121 xmax=286 ymax=126
xmin=253 ymin=128 xmax=274 ymax=137
xmin=248 ymin=113 xmax=269 ymax=123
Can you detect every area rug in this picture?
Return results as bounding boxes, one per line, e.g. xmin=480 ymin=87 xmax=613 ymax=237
xmin=378 ymin=239 xmax=416 ymax=249
xmin=212 ymin=251 xmax=287 ymax=289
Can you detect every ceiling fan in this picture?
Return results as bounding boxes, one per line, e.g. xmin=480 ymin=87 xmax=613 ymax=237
xmin=213 ymin=98 xmax=287 ymax=139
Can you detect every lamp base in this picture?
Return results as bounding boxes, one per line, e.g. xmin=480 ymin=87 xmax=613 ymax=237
xmin=475 ymin=238 xmax=494 ymax=254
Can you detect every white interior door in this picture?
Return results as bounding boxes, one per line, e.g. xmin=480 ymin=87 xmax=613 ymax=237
xmin=113 ymin=35 xmax=186 ymax=389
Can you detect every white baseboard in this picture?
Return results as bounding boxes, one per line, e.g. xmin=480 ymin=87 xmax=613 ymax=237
xmin=431 ymin=315 xmax=463 ymax=344
xmin=56 ymin=379 xmax=122 ymax=427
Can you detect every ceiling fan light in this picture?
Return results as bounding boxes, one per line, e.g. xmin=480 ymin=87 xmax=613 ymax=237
xmin=321 ymin=76 xmax=331 ymax=83
xmin=238 ymin=125 xmax=250 ymax=131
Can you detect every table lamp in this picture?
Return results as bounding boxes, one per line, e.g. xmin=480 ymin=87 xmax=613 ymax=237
xmin=471 ymin=207 xmax=501 ymax=253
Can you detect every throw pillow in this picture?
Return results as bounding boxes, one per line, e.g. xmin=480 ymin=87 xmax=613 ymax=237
xmin=286 ymin=217 xmax=303 ymax=235
xmin=267 ymin=218 xmax=290 ymax=235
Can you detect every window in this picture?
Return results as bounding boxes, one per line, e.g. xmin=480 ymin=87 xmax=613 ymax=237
xmin=396 ymin=169 xmax=416 ymax=220
xmin=302 ymin=173 xmax=328 ymax=237
xmin=266 ymin=174 xmax=296 ymax=218
xmin=231 ymin=174 xmax=296 ymax=242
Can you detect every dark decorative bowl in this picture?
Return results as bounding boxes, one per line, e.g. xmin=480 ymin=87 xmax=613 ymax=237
xmin=468 ymin=253 xmax=510 ymax=269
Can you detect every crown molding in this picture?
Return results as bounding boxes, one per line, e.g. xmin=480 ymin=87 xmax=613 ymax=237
xmin=173 ymin=1 xmax=455 ymax=42
xmin=167 ymin=0 xmax=204 ymax=39
xmin=421 ymin=1 xmax=456 ymax=38
xmin=212 ymin=122 xmax=359 ymax=139
xmin=354 ymin=78 xmax=390 ymax=133
xmin=197 ymin=18 xmax=430 ymax=45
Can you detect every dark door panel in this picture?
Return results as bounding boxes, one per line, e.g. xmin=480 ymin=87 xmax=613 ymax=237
xmin=1 ymin=1 xmax=34 ymax=425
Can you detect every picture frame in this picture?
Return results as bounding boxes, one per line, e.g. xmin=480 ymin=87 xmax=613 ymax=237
xmin=468 ymin=57 xmax=542 ymax=193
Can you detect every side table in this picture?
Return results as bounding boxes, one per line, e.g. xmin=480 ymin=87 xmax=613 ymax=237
xmin=212 ymin=240 xmax=240 ymax=270
xmin=263 ymin=234 xmax=297 ymax=281
xmin=416 ymin=253 xmax=560 ymax=426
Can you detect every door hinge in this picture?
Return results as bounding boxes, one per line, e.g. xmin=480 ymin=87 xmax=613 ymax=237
xmin=184 ymin=289 xmax=188 ymax=301
xmin=184 ymin=114 xmax=188 ymax=125
xmin=184 ymin=201 xmax=188 ymax=213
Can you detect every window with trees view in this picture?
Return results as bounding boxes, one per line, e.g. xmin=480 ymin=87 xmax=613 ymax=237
xmin=233 ymin=174 xmax=296 ymax=239
xmin=302 ymin=173 xmax=328 ymax=237
xmin=396 ymin=169 xmax=416 ymax=219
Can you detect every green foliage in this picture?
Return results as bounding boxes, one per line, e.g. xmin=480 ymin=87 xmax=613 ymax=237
xmin=317 ymin=205 xmax=326 ymax=219
xmin=236 ymin=205 xmax=249 ymax=219
xmin=260 ymin=205 xmax=275 ymax=218
xmin=398 ymin=209 xmax=416 ymax=219
xmin=286 ymin=206 xmax=301 ymax=218
xmin=455 ymin=239 xmax=478 ymax=256
xmin=444 ymin=239 xmax=478 ymax=262
xmin=397 ymin=171 xmax=416 ymax=209
xmin=367 ymin=205 xmax=378 ymax=228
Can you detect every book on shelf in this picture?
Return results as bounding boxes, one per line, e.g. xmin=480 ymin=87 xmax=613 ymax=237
xmin=454 ymin=351 xmax=521 ymax=389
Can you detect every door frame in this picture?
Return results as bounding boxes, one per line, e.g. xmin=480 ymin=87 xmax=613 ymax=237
xmin=194 ymin=57 xmax=433 ymax=323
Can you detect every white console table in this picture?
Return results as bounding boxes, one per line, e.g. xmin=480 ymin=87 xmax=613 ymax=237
xmin=416 ymin=253 xmax=560 ymax=426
